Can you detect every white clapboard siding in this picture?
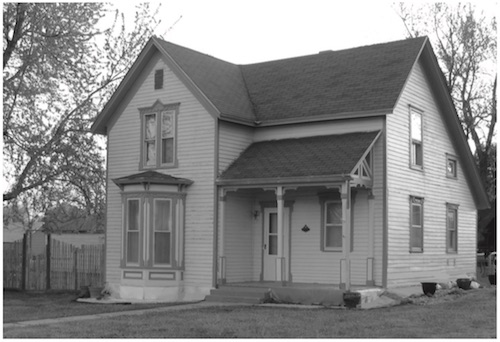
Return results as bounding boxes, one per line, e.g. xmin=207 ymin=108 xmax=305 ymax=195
xmin=106 ymin=51 xmax=216 ymax=288
xmin=218 ymin=121 xmax=254 ymax=174
xmin=371 ymin=137 xmax=385 ymax=286
xmin=253 ymin=117 xmax=384 ymax=142
xmin=222 ymin=193 xmax=255 ymax=283
xmin=385 ymin=60 xmax=477 ymax=287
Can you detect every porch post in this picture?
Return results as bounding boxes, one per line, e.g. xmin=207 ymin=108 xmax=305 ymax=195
xmin=218 ymin=189 xmax=227 ymax=285
xmin=341 ymin=181 xmax=352 ymax=291
xmin=276 ymin=186 xmax=285 ymax=283
xmin=366 ymin=191 xmax=375 ymax=286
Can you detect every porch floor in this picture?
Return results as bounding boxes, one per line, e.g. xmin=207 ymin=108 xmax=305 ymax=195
xmin=222 ymin=281 xmax=381 ymax=291
xmin=206 ymin=281 xmax=383 ymax=306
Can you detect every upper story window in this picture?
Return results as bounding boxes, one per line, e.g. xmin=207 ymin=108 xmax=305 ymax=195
xmin=410 ymin=196 xmax=424 ymax=252
xmin=410 ymin=107 xmax=423 ymax=169
xmin=140 ymin=101 xmax=179 ymax=169
xmin=446 ymin=154 xmax=458 ymax=179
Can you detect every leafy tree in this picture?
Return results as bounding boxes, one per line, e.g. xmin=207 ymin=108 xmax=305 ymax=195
xmin=3 ymin=3 xmax=162 ymax=228
xmin=394 ymin=3 xmax=497 ymax=201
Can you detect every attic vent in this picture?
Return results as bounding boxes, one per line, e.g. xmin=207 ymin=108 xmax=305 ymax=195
xmin=154 ymin=69 xmax=164 ymax=89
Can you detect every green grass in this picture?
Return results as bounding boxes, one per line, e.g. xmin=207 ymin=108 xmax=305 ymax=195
xmin=3 ymin=287 xmax=496 ymax=338
xmin=2 ymin=290 xmax=187 ymax=323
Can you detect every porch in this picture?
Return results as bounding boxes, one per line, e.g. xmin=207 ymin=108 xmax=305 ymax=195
xmin=205 ymin=281 xmax=383 ymax=307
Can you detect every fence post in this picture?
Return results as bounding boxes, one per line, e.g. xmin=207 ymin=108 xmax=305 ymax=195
xmin=46 ymin=234 xmax=51 ymax=290
xmin=21 ymin=232 xmax=28 ymax=291
xmin=74 ymin=248 xmax=78 ymax=291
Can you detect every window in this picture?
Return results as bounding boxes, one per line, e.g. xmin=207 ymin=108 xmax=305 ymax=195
xmin=410 ymin=196 xmax=424 ymax=252
xmin=122 ymin=194 xmax=183 ymax=269
xmin=323 ymin=201 xmax=343 ymax=251
xmin=446 ymin=204 xmax=458 ymax=253
xmin=154 ymin=69 xmax=164 ymax=89
xmin=446 ymin=155 xmax=458 ymax=178
xmin=126 ymin=199 xmax=140 ymax=265
xmin=410 ymin=108 xmax=423 ymax=168
xmin=140 ymin=101 xmax=179 ymax=169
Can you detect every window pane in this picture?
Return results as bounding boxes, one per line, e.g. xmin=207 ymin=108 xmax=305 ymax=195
xmin=154 ymin=232 xmax=171 ymax=264
xmin=161 ymin=112 xmax=173 ymax=137
xmin=146 ymin=141 xmax=156 ymax=166
xmin=411 ymin=227 xmax=422 ymax=249
xmin=326 ymin=203 xmax=342 ymax=225
xmin=162 ymin=138 xmax=174 ymax=164
xmin=447 ymin=159 xmax=456 ymax=176
xmin=268 ymin=235 xmax=277 ymax=255
xmin=128 ymin=200 xmax=139 ymax=231
xmin=411 ymin=111 xmax=422 ymax=141
xmin=154 ymin=200 xmax=171 ymax=231
xmin=412 ymin=204 xmax=422 ymax=226
xmin=447 ymin=209 xmax=456 ymax=230
xmin=413 ymin=142 xmax=422 ymax=166
xmin=145 ymin=114 xmax=156 ymax=139
xmin=448 ymin=230 xmax=456 ymax=251
xmin=269 ymin=213 xmax=277 ymax=234
xmin=127 ymin=231 xmax=139 ymax=263
xmin=326 ymin=225 xmax=342 ymax=248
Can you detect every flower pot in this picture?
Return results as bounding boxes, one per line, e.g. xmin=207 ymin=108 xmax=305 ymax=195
xmin=488 ymin=274 xmax=496 ymax=285
xmin=79 ymin=285 xmax=90 ymax=298
xmin=421 ymin=282 xmax=437 ymax=296
xmin=456 ymin=278 xmax=471 ymax=290
xmin=343 ymin=292 xmax=361 ymax=308
xmin=89 ymin=286 xmax=103 ymax=298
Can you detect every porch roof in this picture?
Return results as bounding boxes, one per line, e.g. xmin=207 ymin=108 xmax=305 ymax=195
xmin=217 ymin=131 xmax=380 ymax=186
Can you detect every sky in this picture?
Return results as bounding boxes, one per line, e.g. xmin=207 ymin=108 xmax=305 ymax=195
xmin=113 ymin=0 xmax=413 ymax=64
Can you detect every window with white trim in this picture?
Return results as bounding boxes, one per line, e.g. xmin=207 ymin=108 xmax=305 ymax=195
xmin=410 ymin=196 xmax=424 ymax=252
xmin=319 ymin=191 xmax=343 ymax=252
xmin=446 ymin=155 xmax=458 ymax=179
xmin=324 ymin=201 xmax=343 ymax=250
xmin=140 ymin=101 xmax=179 ymax=169
xmin=122 ymin=193 xmax=184 ymax=269
xmin=410 ymin=107 xmax=423 ymax=168
xmin=446 ymin=203 xmax=458 ymax=253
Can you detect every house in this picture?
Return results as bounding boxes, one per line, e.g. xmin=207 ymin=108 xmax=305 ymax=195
xmin=91 ymin=36 xmax=489 ymax=302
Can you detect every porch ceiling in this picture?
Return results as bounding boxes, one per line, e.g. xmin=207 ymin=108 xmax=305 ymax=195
xmin=217 ymin=131 xmax=380 ymax=186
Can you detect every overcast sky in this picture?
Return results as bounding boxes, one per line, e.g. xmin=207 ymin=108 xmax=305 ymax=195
xmin=115 ymin=0 xmax=412 ymax=64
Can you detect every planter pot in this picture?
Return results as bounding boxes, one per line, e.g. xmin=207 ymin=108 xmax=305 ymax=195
xmin=456 ymin=278 xmax=471 ymax=290
xmin=89 ymin=286 xmax=103 ymax=298
xmin=488 ymin=274 xmax=496 ymax=285
xmin=343 ymin=292 xmax=361 ymax=308
xmin=79 ymin=285 xmax=90 ymax=298
xmin=421 ymin=282 xmax=437 ymax=296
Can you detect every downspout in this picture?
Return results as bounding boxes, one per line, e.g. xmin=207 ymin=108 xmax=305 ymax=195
xmin=212 ymin=118 xmax=220 ymax=289
xmin=382 ymin=119 xmax=388 ymax=288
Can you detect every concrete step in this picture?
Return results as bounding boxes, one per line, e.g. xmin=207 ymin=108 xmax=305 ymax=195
xmin=204 ymin=286 xmax=269 ymax=304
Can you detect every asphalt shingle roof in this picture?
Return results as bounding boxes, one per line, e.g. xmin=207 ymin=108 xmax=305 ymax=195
xmin=219 ymin=131 xmax=380 ymax=181
xmin=158 ymin=37 xmax=426 ymax=124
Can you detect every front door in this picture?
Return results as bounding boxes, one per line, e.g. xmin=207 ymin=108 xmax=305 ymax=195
xmin=262 ymin=208 xmax=289 ymax=281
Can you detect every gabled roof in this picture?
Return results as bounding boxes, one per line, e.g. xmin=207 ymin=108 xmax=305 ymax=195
xmin=92 ymin=36 xmax=426 ymax=132
xmin=217 ymin=131 xmax=380 ymax=186
xmin=91 ymin=36 xmax=489 ymax=209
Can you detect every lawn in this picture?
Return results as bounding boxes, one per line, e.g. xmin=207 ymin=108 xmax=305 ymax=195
xmin=3 ymin=287 xmax=496 ymax=338
xmin=2 ymin=290 xmax=188 ymax=323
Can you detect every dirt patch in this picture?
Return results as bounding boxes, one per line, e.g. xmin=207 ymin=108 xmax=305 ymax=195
xmin=406 ymin=287 xmax=473 ymax=305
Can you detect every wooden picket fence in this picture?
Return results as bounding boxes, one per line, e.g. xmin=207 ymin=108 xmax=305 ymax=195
xmin=3 ymin=235 xmax=104 ymax=291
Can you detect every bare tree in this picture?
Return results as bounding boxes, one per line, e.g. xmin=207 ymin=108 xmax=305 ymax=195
xmin=3 ymin=3 xmax=163 ymax=228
